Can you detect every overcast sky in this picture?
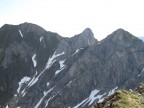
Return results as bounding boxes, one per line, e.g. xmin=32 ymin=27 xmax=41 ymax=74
xmin=0 ymin=0 xmax=144 ymax=40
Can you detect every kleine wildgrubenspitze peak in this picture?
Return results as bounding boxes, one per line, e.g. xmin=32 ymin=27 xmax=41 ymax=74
xmin=0 ymin=23 xmax=144 ymax=108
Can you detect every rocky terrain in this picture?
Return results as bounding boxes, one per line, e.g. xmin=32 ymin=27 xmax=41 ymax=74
xmin=92 ymin=83 xmax=144 ymax=108
xmin=0 ymin=23 xmax=144 ymax=108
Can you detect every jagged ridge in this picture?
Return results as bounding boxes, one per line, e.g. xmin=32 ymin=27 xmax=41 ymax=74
xmin=0 ymin=23 xmax=144 ymax=108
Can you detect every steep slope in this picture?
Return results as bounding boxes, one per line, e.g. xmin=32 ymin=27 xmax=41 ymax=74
xmin=92 ymin=83 xmax=144 ymax=108
xmin=0 ymin=24 xmax=144 ymax=108
xmin=0 ymin=23 xmax=98 ymax=108
xmin=0 ymin=22 xmax=64 ymax=106
xmin=15 ymin=27 xmax=98 ymax=108
xmin=53 ymin=28 xmax=144 ymax=108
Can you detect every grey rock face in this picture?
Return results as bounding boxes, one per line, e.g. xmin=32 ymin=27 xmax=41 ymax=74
xmin=0 ymin=23 xmax=144 ymax=108
xmin=73 ymin=28 xmax=97 ymax=47
xmin=55 ymin=28 xmax=97 ymax=59
xmin=0 ymin=23 xmax=63 ymax=106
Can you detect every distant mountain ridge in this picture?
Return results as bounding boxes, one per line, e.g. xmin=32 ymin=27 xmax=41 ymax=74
xmin=0 ymin=23 xmax=144 ymax=108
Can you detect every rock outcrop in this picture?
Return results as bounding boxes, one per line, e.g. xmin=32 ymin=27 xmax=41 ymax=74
xmin=92 ymin=83 xmax=144 ymax=108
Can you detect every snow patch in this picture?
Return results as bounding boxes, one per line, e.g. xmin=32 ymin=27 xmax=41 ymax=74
xmin=59 ymin=60 xmax=66 ymax=68
xmin=6 ymin=105 xmax=9 ymax=108
xmin=22 ymin=92 xmax=26 ymax=97
xmin=27 ymin=72 xmax=38 ymax=87
xmin=108 ymin=87 xmax=118 ymax=96
xmin=83 ymin=89 xmax=100 ymax=106
xmin=17 ymin=107 xmax=20 ymax=108
xmin=32 ymin=54 xmax=37 ymax=67
xmin=47 ymin=82 xmax=50 ymax=86
xmin=45 ymin=51 xmax=65 ymax=69
xmin=66 ymin=81 xmax=72 ymax=86
xmin=43 ymin=91 xmax=47 ymax=96
xmin=73 ymin=89 xmax=103 ymax=108
xmin=19 ymin=30 xmax=24 ymax=38
xmin=72 ymin=48 xmax=83 ymax=56
xmin=28 ymin=74 xmax=39 ymax=87
xmin=73 ymin=99 xmax=88 ymax=108
xmin=55 ymin=60 xmax=66 ymax=75
xmin=97 ymin=93 xmax=107 ymax=103
xmin=40 ymin=37 xmax=43 ymax=42
xmin=129 ymin=89 xmax=133 ymax=92
xmin=17 ymin=76 xmax=31 ymax=93
xmin=45 ymin=96 xmax=54 ymax=107
xmin=138 ymin=68 xmax=144 ymax=77
xmin=26 ymin=51 xmax=65 ymax=88
xmin=18 ymin=77 xmax=31 ymax=86
xmin=87 ymin=89 xmax=100 ymax=105
xmin=44 ymin=91 xmax=60 ymax=107
xmin=34 ymin=88 xmax=53 ymax=108
xmin=72 ymin=49 xmax=80 ymax=56
xmin=19 ymin=51 xmax=65 ymax=97
xmin=20 ymin=72 xmax=38 ymax=96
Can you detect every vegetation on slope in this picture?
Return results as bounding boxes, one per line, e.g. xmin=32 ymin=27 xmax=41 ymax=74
xmin=93 ymin=83 xmax=144 ymax=108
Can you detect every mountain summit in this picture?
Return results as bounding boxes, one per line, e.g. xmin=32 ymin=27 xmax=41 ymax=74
xmin=105 ymin=28 xmax=142 ymax=47
xmin=79 ymin=27 xmax=96 ymax=46
xmin=0 ymin=23 xmax=144 ymax=108
xmin=81 ymin=27 xmax=94 ymax=38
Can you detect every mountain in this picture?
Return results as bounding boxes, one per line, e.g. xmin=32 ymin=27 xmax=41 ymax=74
xmin=139 ymin=36 xmax=144 ymax=41
xmin=92 ymin=83 xmax=144 ymax=108
xmin=0 ymin=23 xmax=144 ymax=108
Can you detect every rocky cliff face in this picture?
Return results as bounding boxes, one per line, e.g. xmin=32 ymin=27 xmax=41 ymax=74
xmin=0 ymin=23 xmax=144 ymax=108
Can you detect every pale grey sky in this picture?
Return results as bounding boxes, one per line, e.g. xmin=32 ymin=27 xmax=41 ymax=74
xmin=0 ymin=0 xmax=144 ymax=40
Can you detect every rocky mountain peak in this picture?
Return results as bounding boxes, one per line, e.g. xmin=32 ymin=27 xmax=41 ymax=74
xmin=52 ymin=27 xmax=98 ymax=58
xmin=108 ymin=28 xmax=131 ymax=39
xmin=105 ymin=28 xmax=142 ymax=47
xmin=81 ymin=27 xmax=93 ymax=35
xmin=18 ymin=22 xmax=46 ymax=35
xmin=80 ymin=27 xmax=94 ymax=39
xmin=74 ymin=28 xmax=98 ymax=47
xmin=114 ymin=28 xmax=126 ymax=34
xmin=20 ymin=22 xmax=43 ymax=29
